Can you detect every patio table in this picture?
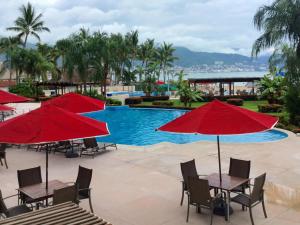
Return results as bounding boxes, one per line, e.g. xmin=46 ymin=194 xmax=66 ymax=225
xmin=206 ymin=173 xmax=249 ymax=222
xmin=0 ymin=202 xmax=112 ymax=225
xmin=17 ymin=179 xmax=68 ymax=205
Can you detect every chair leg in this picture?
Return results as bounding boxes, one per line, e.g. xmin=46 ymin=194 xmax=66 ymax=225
xmin=0 ymin=158 xmax=3 ymax=166
xmin=262 ymin=198 xmax=267 ymax=218
xmin=186 ymin=197 xmax=190 ymax=222
xmin=88 ymin=195 xmax=94 ymax=213
xmin=210 ymin=209 xmax=213 ymax=225
xmin=197 ymin=205 xmax=201 ymax=214
xmin=4 ymin=157 xmax=8 ymax=169
xmin=249 ymin=207 xmax=255 ymax=225
xmin=180 ymin=183 xmax=184 ymax=206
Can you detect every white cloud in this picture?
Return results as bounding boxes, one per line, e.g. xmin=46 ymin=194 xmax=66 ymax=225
xmin=0 ymin=0 xmax=272 ymax=56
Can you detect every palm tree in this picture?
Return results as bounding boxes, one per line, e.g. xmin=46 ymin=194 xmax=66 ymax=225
xmin=252 ymin=0 xmax=300 ymax=57
xmin=7 ymin=2 xmax=50 ymax=47
xmin=0 ymin=36 xmax=22 ymax=85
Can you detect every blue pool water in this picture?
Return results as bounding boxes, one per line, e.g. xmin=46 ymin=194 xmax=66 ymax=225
xmin=85 ymin=106 xmax=288 ymax=146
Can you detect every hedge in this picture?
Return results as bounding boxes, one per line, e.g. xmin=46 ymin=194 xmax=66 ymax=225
xmin=226 ymin=98 xmax=243 ymax=106
xmin=201 ymin=95 xmax=258 ymax=102
xmin=106 ymin=98 xmax=122 ymax=106
xmin=257 ymin=104 xmax=283 ymax=113
xmin=152 ymin=101 xmax=174 ymax=106
xmin=125 ymin=97 xmax=142 ymax=105
xmin=141 ymin=96 xmax=169 ymax=102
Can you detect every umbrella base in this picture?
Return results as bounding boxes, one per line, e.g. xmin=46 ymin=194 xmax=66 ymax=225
xmin=213 ymin=198 xmax=233 ymax=217
xmin=65 ymin=151 xmax=79 ymax=158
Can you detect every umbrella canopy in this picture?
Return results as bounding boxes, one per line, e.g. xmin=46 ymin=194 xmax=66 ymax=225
xmin=0 ymin=104 xmax=109 ymax=144
xmin=158 ymin=99 xmax=278 ymax=182
xmin=158 ymin=99 xmax=278 ymax=135
xmin=0 ymin=90 xmax=32 ymax=104
xmin=41 ymin=92 xmax=105 ymax=114
xmin=156 ymin=80 xmax=165 ymax=85
xmin=0 ymin=104 xmax=109 ymax=189
xmin=0 ymin=104 xmax=14 ymax=111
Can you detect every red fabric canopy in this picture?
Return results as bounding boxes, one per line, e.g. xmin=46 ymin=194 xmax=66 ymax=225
xmin=0 ymin=104 xmax=109 ymax=144
xmin=158 ymin=99 xmax=278 ymax=135
xmin=0 ymin=90 xmax=31 ymax=104
xmin=156 ymin=80 xmax=165 ymax=85
xmin=0 ymin=104 xmax=14 ymax=111
xmin=42 ymin=92 xmax=105 ymax=113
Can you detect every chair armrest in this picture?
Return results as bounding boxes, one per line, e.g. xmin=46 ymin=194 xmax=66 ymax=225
xmin=197 ymin=174 xmax=208 ymax=177
xmin=78 ymin=187 xmax=91 ymax=192
xmin=3 ymin=194 xmax=18 ymax=200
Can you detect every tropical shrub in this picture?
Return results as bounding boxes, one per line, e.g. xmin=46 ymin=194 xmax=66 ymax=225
xmin=141 ymin=96 xmax=169 ymax=102
xmin=125 ymin=97 xmax=142 ymax=105
xmin=152 ymin=101 xmax=174 ymax=106
xmin=227 ymin=98 xmax=243 ymax=106
xmin=257 ymin=104 xmax=283 ymax=113
xmin=9 ymin=79 xmax=44 ymax=98
xmin=285 ymin=85 xmax=300 ymax=125
xmin=106 ymin=98 xmax=122 ymax=106
xmin=257 ymin=73 xmax=287 ymax=104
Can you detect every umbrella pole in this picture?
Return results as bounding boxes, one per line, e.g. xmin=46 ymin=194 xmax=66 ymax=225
xmin=217 ymin=135 xmax=222 ymax=183
xmin=46 ymin=144 xmax=49 ymax=190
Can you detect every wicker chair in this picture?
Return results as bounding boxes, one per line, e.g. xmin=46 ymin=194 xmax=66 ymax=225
xmin=0 ymin=144 xmax=8 ymax=169
xmin=180 ymin=159 xmax=200 ymax=206
xmin=229 ymin=158 xmax=251 ymax=193
xmin=75 ymin=166 xmax=94 ymax=213
xmin=53 ymin=185 xmax=78 ymax=205
xmin=186 ymin=177 xmax=220 ymax=225
xmin=0 ymin=190 xmax=32 ymax=218
xmin=231 ymin=173 xmax=267 ymax=225
xmin=17 ymin=166 xmax=42 ymax=206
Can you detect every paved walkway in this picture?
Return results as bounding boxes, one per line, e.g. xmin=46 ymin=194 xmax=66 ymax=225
xmin=0 ymin=102 xmax=300 ymax=224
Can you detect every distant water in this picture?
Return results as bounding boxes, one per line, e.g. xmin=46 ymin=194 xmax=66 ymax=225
xmin=185 ymin=71 xmax=267 ymax=79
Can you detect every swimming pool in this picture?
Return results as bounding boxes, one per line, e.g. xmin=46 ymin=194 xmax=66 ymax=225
xmin=85 ymin=106 xmax=288 ymax=146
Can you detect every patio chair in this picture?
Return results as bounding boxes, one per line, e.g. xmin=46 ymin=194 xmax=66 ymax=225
xmin=229 ymin=158 xmax=251 ymax=194
xmin=0 ymin=190 xmax=32 ymax=218
xmin=52 ymin=185 xmax=78 ymax=205
xmin=0 ymin=144 xmax=8 ymax=169
xmin=80 ymin=138 xmax=106 ymax=158
xmin=186 ymin=177 xmax=221 ymax=225
xmin=75 ymin=166 xmax=94 ymax=213
xmin=231 ymin=173 xmax=267 ymax=225
xmin=17 ymin=166 xmax=42 ymax=206
xmin=180 ymin=159 xmax=204 ymax=206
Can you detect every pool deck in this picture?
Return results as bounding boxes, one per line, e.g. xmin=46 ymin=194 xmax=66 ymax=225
xmin=1 ymin=103 xmax=300 ymax=225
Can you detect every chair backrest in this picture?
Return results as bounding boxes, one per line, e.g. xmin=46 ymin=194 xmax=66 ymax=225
xmin=0 ymin=190 xmax=9 ymax=217
xmin=229 ymin=158 xmax=251 ymax=179
xmin=17 ymin=166 xmax=42 ymax=188
xmin=58 ymin=141 xmax=71 ymax=148
xmin=83 ymin=138 xmax=98 ymax=149
xmin=0 ymin=144 xmax=6 ymax=158
xmin=53 ymin=185 xmax=78 ymax=205
xmin=180 ymin=159 xmax=198 ymax=188
xmin=251 ymin=173 xmax=266 ymax=203
xmin=75 ymin=166 xmax=93 ymax=196
xmin=188 ymin=177 xmax=211 ymax=207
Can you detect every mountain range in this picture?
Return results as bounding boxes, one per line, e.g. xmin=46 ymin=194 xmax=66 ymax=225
xmin=173 ymin=46 xmax=269 ymax=67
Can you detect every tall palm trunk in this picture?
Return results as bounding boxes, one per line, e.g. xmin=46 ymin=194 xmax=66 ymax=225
xmin=103 ymin=63 xmax=109 ymax=95
xmin=23 ymin=33 xmax=29 ymax=48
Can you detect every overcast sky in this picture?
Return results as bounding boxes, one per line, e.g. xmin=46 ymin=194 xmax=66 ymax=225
xmin=0 ymin=0 xmax=273 ymax=56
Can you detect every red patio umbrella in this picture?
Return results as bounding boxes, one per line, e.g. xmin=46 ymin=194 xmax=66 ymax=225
xmin=0 ymin=104 xmax=109 ymax=189
xmin=0 ymin=104 xmax=14 ymax=111
xmin=42 ymin=92 xmax=105 ymax=113
xmin=158 ymin=99 xmax=278 ymax=182
xmin=156 ymin=80 xmax=165 ymax=85
xmin=0 ymin=90 xmax=31 ymax=104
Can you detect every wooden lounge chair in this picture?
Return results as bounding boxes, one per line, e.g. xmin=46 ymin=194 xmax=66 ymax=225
xmin=52 ymin=185 xmax=78 ymax=205
xmin=75 ymin=166 xmax=94 ymax=213
xmin=186 ymin=177 xmax=221 ymax=225
xmin=231 ymin=173 xmax=267 ymax=225
xmin=80 ymin=137 xmax=117 ymax=158
xmin=180 ymin=159 xmax=207 ymax=206
xmin=17 ymin=166 xmax=42 ymax=207
xmin=0 ymin=144 xmax=8 ymax=169
xmin=0 ymin=190 xmax=32 ymax=218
